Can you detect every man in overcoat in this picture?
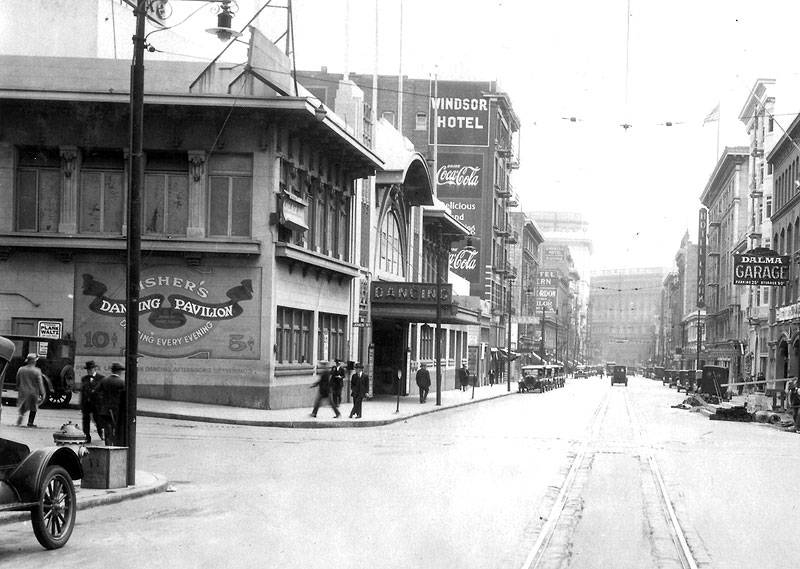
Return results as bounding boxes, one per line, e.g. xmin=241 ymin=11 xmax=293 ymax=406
xmin=349 ymin=363 xmax=369 ymax=419
xmin=311 ymin=366 xmax=341 ymax=418
xmin=415 ymin=362 xmax=431 ymax=403
xmin=16 ymin=353 xmax=46 ymax=427
xmin=94 ymin=362 xmax=125 ymax=445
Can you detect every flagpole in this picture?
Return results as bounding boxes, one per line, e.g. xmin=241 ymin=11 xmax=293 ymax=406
xmin=716 ymin=103 xmax=721 ymax=158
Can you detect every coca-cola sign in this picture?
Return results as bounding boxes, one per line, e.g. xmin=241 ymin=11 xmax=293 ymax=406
xmin=449 ymin=241 xmax=481 ymax=284
xmin=436 ymin=153 xmax=483 ymax=198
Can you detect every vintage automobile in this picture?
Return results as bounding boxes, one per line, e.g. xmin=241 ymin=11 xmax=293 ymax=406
xmin=611 ymin=365 xmax=628 ymax=386
xmin=0 ymin=335 xmax=83 ymax=549
xmin=1 ymin=334 xmax=76 ymax=408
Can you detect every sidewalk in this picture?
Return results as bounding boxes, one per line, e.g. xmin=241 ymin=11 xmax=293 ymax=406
xmin=134 ymin=382 xmax=517 ymax=428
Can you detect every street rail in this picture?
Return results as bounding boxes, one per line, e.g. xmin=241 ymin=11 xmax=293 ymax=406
xmin=518 ymin=379 xmax=700 ymax=569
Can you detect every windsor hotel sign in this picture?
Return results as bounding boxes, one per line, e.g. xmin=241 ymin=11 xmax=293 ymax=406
xmin=371 ymin=282 xmax=453 ymax=305
xmin=733 ymin=247 xmax=789 ymax=286
xmin=429 ymin=81 xmax=492 ymax=147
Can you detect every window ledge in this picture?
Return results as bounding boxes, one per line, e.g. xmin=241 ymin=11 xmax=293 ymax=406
xmin=274 ymin=363 xmax=315 ymax=377
xmin=0 ymin=233 xmax=261 ymax=256
xmin=275 ymin=242 xmax=360 ymax=279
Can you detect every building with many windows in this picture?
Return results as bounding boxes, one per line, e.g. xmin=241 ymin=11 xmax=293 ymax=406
xmin=588 ymin=268 xmax=664 ymax=367
xmin=699 ymin=147 xmax=750 ymax=384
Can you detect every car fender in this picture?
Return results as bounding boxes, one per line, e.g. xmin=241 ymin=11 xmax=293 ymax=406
xmin=7 ymin=447 xmax=83 ymax=503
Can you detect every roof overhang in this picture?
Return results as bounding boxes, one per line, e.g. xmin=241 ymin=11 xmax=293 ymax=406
xmin=423 ymin=200 xmax=471 ymax=239
xmin=376 ymin=152 xmax=434 ymax=206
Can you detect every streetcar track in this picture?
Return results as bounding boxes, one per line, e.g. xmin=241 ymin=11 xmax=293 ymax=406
xmin=518 ymin=390 xmax=610 ymax=569
xmin=623 ymin=387 xmax=699 ymax=569
xmin=518 ymin=382 xmax=702 ymax=569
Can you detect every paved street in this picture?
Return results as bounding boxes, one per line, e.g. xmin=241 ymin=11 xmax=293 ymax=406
xmin=1 ymin=375 xmax=799 ymax=568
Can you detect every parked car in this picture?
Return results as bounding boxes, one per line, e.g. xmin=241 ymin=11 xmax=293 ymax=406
xmin=0 ymin=335 xmax=84 ymax=549
xmin=611 ymin=365 xmax=628 ymax=386
xmin=1 ymin=335 xmax=75 ymax=408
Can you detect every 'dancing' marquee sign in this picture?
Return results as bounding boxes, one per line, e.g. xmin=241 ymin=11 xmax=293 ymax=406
xmin=733 ymin=247 xmax=790 ymax=286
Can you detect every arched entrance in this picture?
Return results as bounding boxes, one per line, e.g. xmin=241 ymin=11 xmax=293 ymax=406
xmin=777 ymin=339 xmax=789 ymax=381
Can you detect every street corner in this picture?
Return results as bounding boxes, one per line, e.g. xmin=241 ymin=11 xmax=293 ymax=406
xmin=76 ymin=471 xmax=170 ymax=510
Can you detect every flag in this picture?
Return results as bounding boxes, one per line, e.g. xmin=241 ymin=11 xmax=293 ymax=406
xmin=703 ymin=104 xmax=720 ymax=124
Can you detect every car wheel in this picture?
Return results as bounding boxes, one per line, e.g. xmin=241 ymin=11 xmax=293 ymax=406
xmin=31 ymin=465 xmax=76 ymax=550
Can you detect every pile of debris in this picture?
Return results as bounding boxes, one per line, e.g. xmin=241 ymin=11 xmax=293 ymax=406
xmin=670 ymin=394 xmax=707 ymax=410
xmin=709 ymin=405 xmax=753 ymax=422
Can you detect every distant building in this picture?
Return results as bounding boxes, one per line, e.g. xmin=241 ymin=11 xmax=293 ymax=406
xmin=588 ymin=268 xmax=664 ymax=366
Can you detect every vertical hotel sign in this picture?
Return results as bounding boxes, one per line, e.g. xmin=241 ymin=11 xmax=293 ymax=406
xmin=697 ymin=208 xmax=707 ymax=308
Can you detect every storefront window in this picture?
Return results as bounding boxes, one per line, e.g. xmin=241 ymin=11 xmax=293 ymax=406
xmin=275 ymin=306 xmax=312 ymax=364
xmin=317 ymin=312 xmax=346 ymax=362
xmin=420 ymin=325 xmax=433 ymax=359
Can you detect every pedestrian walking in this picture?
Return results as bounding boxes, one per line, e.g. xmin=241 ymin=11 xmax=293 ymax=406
xmin=16 ymin=353 xmax=46 ymax=427
xmin=415 ymin=362 xmax=431 ymax=403
xmin=349 ymin=363 xmax=368 ymax=418
xmin=94 ymin=362 xmax=126 ymax=445
xmin=488 ymin=369 xmax=495 ymax=387
xmin=330 ymin=360 xmax=345 ymax=408
xmin=310 ymin=366 xmax=341 ymax=418
xmin=457 ymin=362 xmax=470 ymax=392
xmin=79 ymin=360 xmax=103 ymax=443
xmin=788 ymin=379 xmax=800 ymax=432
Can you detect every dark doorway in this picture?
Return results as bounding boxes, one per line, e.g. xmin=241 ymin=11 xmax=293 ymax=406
xmin=372 ymin=320 xmax=407 ymax=395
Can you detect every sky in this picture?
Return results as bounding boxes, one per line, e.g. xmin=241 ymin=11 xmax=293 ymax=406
xmin=281 ymin=0 xmax=800 ymax=271
xmin=20 ymin=0 xmax=800 ymax=273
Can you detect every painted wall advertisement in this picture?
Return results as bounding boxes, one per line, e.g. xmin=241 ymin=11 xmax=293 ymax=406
xmin=428 ymin=80 xmax=492 ymax=147
xmin=74 ymin=264 xmax=261 ymax=359
xmin=436 ymin=153 xmax=483 ymax=198
xmin=449 ymin=238 xmax=481 ymax=284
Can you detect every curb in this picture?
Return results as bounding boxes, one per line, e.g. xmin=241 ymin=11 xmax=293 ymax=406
xmin=137 ymin=389 xmax=517 ymax=428
xmin=0 ymin=471 xmax=169 ymax=526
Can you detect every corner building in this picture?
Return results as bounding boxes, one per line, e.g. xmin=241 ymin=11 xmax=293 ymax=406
xmin=0 ymin=47 xmax=383 ymax=410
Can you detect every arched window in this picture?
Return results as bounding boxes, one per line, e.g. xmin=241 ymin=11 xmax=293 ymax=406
xmin=379 ymin=211 xmax=405 ymax=277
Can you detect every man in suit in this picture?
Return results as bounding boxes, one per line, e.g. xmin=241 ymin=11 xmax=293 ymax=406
xmin=349 ymin=363 xmax=369 ymax=419
xmin=94 ymin=362 xmax=125 ymax=445
xmin=80 ymin=360 xmax=103 ymax=443
xmin=330 ymin=360 xmax=345 ymax=408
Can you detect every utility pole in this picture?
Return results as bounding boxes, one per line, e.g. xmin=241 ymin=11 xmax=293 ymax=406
xmin=435 ymin=230 xmax=443 ymax=406
xmin=539 ymin=307 xmax=545 ymax=361
xmin=124 ymin=0 xmax=146 ymax=486
xmin=506 ymin=276 xmax=514 ymax=391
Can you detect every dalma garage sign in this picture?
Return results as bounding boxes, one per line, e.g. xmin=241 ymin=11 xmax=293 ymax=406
xmin=75 ymin=264 xmax=261 ymax=359
xmin=733 ymin=247 xmax=789 ymax=286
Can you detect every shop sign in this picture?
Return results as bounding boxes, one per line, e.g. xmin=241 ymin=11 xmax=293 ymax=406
xmin=534 ymin=297 xmax=556 ymax=312
xmin=544 ymin=246 xmax=566 ymax=261
xmin=38 ymin=321 xmax=62 ymax=339
xmin=733 ymin=247 xmax=789 ymax=286
xmin=370 ymin=282 xmax=452 ymax=304
xmin=428 ymin=81 xmax=492 ymax=147
xmin=436 ymin=153 xmax=483 ymax=198
xmin=278 ymin=192 xmax=308 ymax=232
xmin=533 ymin=276 xmax=557 ymax=288
xmin=776 ymin=302 xmax=800 ymax=322
xmin=697 ymin=208 xmax=707 ymax=307
xmin=75 ymin=264 xmax=261 ymax=359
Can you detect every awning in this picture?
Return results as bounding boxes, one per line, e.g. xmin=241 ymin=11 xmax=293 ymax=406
xmin=497 ymin=348 xmax=521 ymax=361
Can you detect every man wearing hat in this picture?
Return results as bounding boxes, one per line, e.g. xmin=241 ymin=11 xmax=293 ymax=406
xmin=80 ymin=361 xmax=104 ymax=443
xmin=16 ymin=353 xmax=46 ymax=427
xmin=349 ymin=362 xmax=369 ymax=419
xmin=94 ymin=362 xmax=126 ymax=445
